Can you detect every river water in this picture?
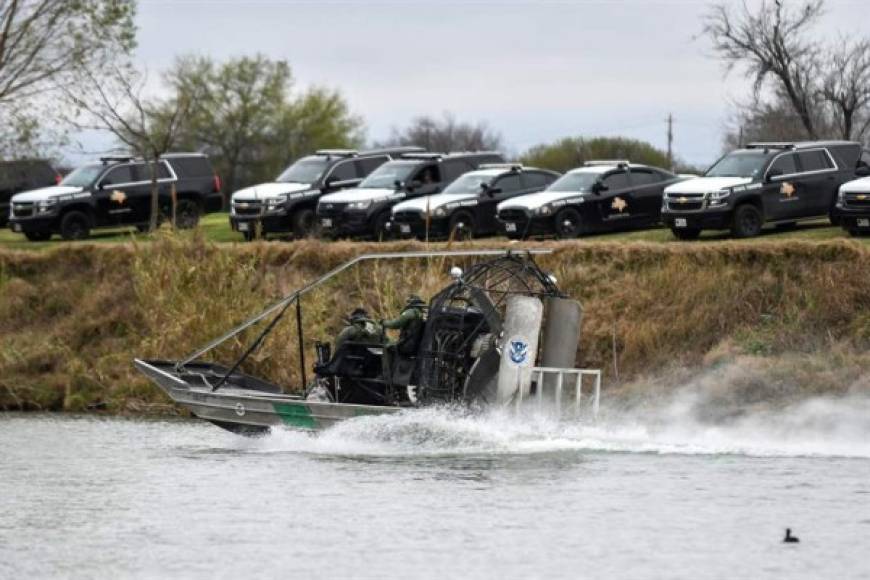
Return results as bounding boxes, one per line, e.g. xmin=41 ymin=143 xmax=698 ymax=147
xmin=2 ymin=395 xmax=869 ymax=579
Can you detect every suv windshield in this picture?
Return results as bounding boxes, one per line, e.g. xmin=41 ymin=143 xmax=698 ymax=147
xmin=547 ymin=171 xmax=600 ymax=193
xmin=442 ymin=172 xmax=493 ymax=194
xmin=276 ymin=156 xmax=329 ymax=184
xmin=359 ymin=162 xmax=417 ymax=189
xmin=60 ymin=164 xmax=103 ymax=188
xmin=705 ymin=151 xmax=770 ymax=179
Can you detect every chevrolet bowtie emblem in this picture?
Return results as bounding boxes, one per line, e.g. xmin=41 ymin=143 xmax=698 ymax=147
xmin=678 ymin=196 xmax=688 ymax=203
xmin=858 ymin=194 xmax=868 ymax=201
xmin=611 ymin=197 xmax=627 ymax=212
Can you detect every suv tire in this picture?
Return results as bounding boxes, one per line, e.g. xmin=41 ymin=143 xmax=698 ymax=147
xmin=671 ymin=227 xmax=701 ymax=241
xmin=292 ymin=208 xmax=318 ymax=238
xmin=731 ymin=204 xmax=764 ymax=238
xmin=59 ymin=211 xmax=91 ymax=240
xmin=175 ymin=199 xmax=201 ymax=229
xmin=449 ymin=212 xmax=475 ymax=240
xmin=554 ymin=208 xmax=584 ymax=239
xmin=24 ymin=230 xmax=51 ymax=242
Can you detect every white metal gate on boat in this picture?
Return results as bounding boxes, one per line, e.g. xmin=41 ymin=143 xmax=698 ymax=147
xmin=516 ymin=367 xmax=601 ymax=418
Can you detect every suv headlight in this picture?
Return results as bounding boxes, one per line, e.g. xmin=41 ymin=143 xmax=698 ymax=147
xmin=348 ymin=199 xmax=373 ymax=211
xmin=265 ymin=194 xmax=289 ymax=212
xmin=707 ymin=189 xmax=730 ymax=206
xmin=37 ymin=198 xmax=58 ymax=214
xmin=535 ymin=204 xmax=553 ymax=216
xmin=837 ymin=189 xmax=846 ymax=206
xmin=432 ymin=206 xmax=446 ymax=217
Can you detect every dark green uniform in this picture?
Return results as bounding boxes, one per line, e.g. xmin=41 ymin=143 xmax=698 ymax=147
xmin=335 ymin=319 xmax=382 ymax=351
xmin=382 ymin=306 xmax=424 ymax=345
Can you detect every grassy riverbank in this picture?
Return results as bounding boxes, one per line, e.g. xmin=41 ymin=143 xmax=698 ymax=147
xmin=1 ymin=235 xmax=868 ymax=414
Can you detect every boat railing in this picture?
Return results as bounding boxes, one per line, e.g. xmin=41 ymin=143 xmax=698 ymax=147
xmin=518 ymin=367 xmax=601 ymax=418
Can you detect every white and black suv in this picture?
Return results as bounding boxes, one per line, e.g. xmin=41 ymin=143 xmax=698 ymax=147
xmin=8 ymin=153 xmax=221 ymax=241
xmin=316 ymin=151 xmax=505 ymax=239
xmin=0 ymin=159 xmax=60 ymax=228
xmin=662 ymin=141 xmax=865 ymax=239
xmin=497 ymin=161 xmax=684 ymax=239
xmin=389 ymin=164 xmax=559 ymax=239
xmin=229 ymin=147 xmax=423 ymax=241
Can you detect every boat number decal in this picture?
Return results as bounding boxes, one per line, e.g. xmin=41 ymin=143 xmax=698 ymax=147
xmin=235 ymin=403 xmax=246 ymax=417
xmin=508 ymin=337 xmax=530 ymax=366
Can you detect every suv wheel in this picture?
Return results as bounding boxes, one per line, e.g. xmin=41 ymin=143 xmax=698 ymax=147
xmin=242 ymin=230 xmax=256 ymax=242
xmin=671 ymin=227 xmax=701 ymax=241
xmin=175 ymin=199 xmax=201 ymax=229
xmin=449 ymin=212 xmax=475 ymax=240
xmin=731 ymin=204 xmax=764 ymax=238
xmin=373 ymin=211 xmax=392 ymax=241
xmin=24 ymin=230 xmax=52 ymax=242
xmin=554 ymin=208 xmax=584 ymax=239
xmin=59 ymin=211 xmax=91 ymax=241
xmin=292 ymin=208 xmax=319 ymax=238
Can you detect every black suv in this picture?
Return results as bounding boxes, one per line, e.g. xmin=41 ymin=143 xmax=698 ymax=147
xmin=229 ymin=147 xmax=423 ymax=241
xmin=1 ymin=159 xmax=60 ymax=227
xmin=316 ymin=151 xmax=505 ymax=239
xmin=389 ymin=164 xmax=559 ymax=239
xmin=496 ymin=161 xmax=684 ymax=239
xmin=8 ymin=153 xmax=222 ymax=241
xmin=662 ymin=141 xmax=865 ymax=239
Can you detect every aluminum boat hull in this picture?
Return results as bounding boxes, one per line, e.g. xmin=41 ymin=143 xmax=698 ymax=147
xmin=134 ymin=359 xmax=401 ymax=434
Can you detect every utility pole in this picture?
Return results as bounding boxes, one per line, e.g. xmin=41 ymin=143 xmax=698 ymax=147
xmin=666 ymin=113 xmax=674 ymax=171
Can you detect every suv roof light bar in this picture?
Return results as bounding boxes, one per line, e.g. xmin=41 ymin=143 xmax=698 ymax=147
xmin=584 ymin=159 xmax=630 ymax=167
xmin=99 ymin=156 xmax=135 ymax=164
xmin=400 ymin=152 xmax=444 ymax=160
xmin=745 ymin=142 xmax=795 ymax=150
xmin=478 ymin=163 xmax=523 ymax=171
xmin=315 ymin=149 xmax=358 ymax=157
xmin=360 ymin=146 xmax=425 ymax=156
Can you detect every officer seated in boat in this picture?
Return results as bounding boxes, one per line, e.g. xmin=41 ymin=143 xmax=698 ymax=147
xmin=380 ymin=295 xmax=427 ymax=385
xmin=335 ymin=308 xmax=382 ymax=351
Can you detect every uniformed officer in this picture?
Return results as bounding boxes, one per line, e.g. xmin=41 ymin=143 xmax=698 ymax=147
xmin=382 ymin=295 xmax=427 ymax=350
xmin=334 ymin=308 xmax=382 ymax=350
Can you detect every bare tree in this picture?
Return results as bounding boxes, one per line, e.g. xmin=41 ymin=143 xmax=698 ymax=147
xmin=378 ymin=113 xmax=503 ymax=152
xmin=820 ymin=38 xmax=870 ymax=140
xmin=64 ymin=65 xmax=194 ymax=231
xmin=703 ymin=0 xmax=825 ymax=138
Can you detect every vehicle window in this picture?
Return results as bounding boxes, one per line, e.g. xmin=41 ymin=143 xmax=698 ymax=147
xmin=768 ymin=153 xmax=798 ymax=176
xmin=328 ymin=161 xmax=357 ymax=182
xmin=132 ymin=162 xmax=172 ymax=181
xmin=522 ymin=172 xmax=553 ymax=189
xmin=705 ymin=151 xmax=769 ymax=179
xmin=629 ymin=171 xmax=661 ymax=186
xmin=413 ymin=165 xmax=441 ymax=185
xmin=859 ymin=150 xmax=870 ymax=169
xmin=358 ymin=161 xmax=418 ymax=189
xmin=494 ymin=174 xmax=522 ymax=193
xmin=101 ymin=165 xmax=134 ymax=186
xmin=61 ymin=164 xmax=104 ymax=188
xmin=443 ymin=172 xmax=492 ymax=194
xmin=797 ymin=150 xmax=834 ymax=172
xmin=276 ymin=156 xmax=328 ymax=184
xmin=356 ymin=156 xmax=389 ymax=176
xmin=603 ymin=171 xmax=629 ymax=190
xmin=168 ymin=156 xmax=212 ymax=178
xmin=547 ymin=171 xmax=600 ymax=193
xmin=441 ymin=160 xmax=472 ymax=182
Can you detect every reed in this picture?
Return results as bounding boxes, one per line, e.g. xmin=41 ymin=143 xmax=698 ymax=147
xmin=0 ymin=235 xmax=867 ymax=413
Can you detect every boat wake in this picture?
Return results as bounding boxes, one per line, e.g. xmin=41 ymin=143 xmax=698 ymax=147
xmin=251 ymin=390 xmax=870 ymax=460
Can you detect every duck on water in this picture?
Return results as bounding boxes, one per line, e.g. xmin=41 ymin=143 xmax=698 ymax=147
xmin=134 ymin=250 xmax=601 ymax=435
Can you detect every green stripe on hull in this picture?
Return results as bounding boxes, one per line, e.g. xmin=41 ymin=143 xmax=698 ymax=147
xmin=273 ymin=402 xmax=317 ymax=429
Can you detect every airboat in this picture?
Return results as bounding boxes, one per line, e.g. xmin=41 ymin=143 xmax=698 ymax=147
xmin=134 ymin=250 xmax=601 ymax=435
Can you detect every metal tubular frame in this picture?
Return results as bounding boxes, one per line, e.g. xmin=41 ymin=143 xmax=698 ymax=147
xmin=178 ymin=249 xmax=553 ymax=390
xmin=517 ymin=367 xmax=601 ymax=418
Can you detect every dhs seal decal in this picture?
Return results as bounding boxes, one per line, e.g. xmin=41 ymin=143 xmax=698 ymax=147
xmin=508 ymin=337 xmax=530 ymax=366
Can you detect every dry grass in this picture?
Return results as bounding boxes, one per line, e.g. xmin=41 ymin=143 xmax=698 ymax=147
xmin=1 ymin=234 xmax=868 ymax=413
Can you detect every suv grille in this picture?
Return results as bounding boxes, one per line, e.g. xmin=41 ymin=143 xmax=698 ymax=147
xmin=392 ymin=210 xmax=424 ymax=224
xmin=11 ymin=202 xmax=34 ymax=218
xmin=318 ymin=202 xmax=348 ymax=217
xmin=843 ymin=192 xmax=870 ymax=209
xmin=498 ymin=209 xmax=529 ymax=222
xmin=666 ymin=193 xmax=705 ymax=212
xmin=233 ymin=200 xmax=263 ymax=216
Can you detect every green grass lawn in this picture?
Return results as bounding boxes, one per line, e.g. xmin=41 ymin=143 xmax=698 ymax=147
xmin=0 ymin=212 xmax=867 ymax=251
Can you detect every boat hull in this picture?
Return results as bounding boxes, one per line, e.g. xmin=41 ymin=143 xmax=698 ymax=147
xmin=134 ymin=359 xmax=401 ymax=434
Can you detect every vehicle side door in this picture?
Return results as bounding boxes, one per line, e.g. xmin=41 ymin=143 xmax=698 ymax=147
xmin=628 ymin=169 xmax=669 ymax=222
xmin=407 ymin=163 xmax=443 ymax=197
xmin=94 ymin=164 xmax=136 ymax=226
xmin=763 ymin=152 xmax=803 ymax=220
xmin=131 ymin=161 xmax=175 ymax=224
xmin=794 ymin=149 xmax=839 ymax=216
xmin=478 ymin=173 xmax=524 ymax=232
xmin=323 ymin=159 xmax=361 ymax=193
xmin=595 ymin=170 xmax=635 ymax=223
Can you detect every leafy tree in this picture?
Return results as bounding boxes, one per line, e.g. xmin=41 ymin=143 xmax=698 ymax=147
xmin=520 ymin=136 xmax=671 ymax=173
xmin=165 ymin=54 xmax=363 ymax=194
xmin=378 ymin=113 xmax=503 ymax=152
xmin=0 ymin=0 xmax=137 ymax=159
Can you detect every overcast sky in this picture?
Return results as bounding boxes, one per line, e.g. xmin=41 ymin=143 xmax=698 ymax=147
xmin=117 ymin=0 xmax=870 ymax=167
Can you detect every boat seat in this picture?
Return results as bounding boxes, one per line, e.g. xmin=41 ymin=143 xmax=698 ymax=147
xmin=315 ymin=341 xmax=384 ymax=380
